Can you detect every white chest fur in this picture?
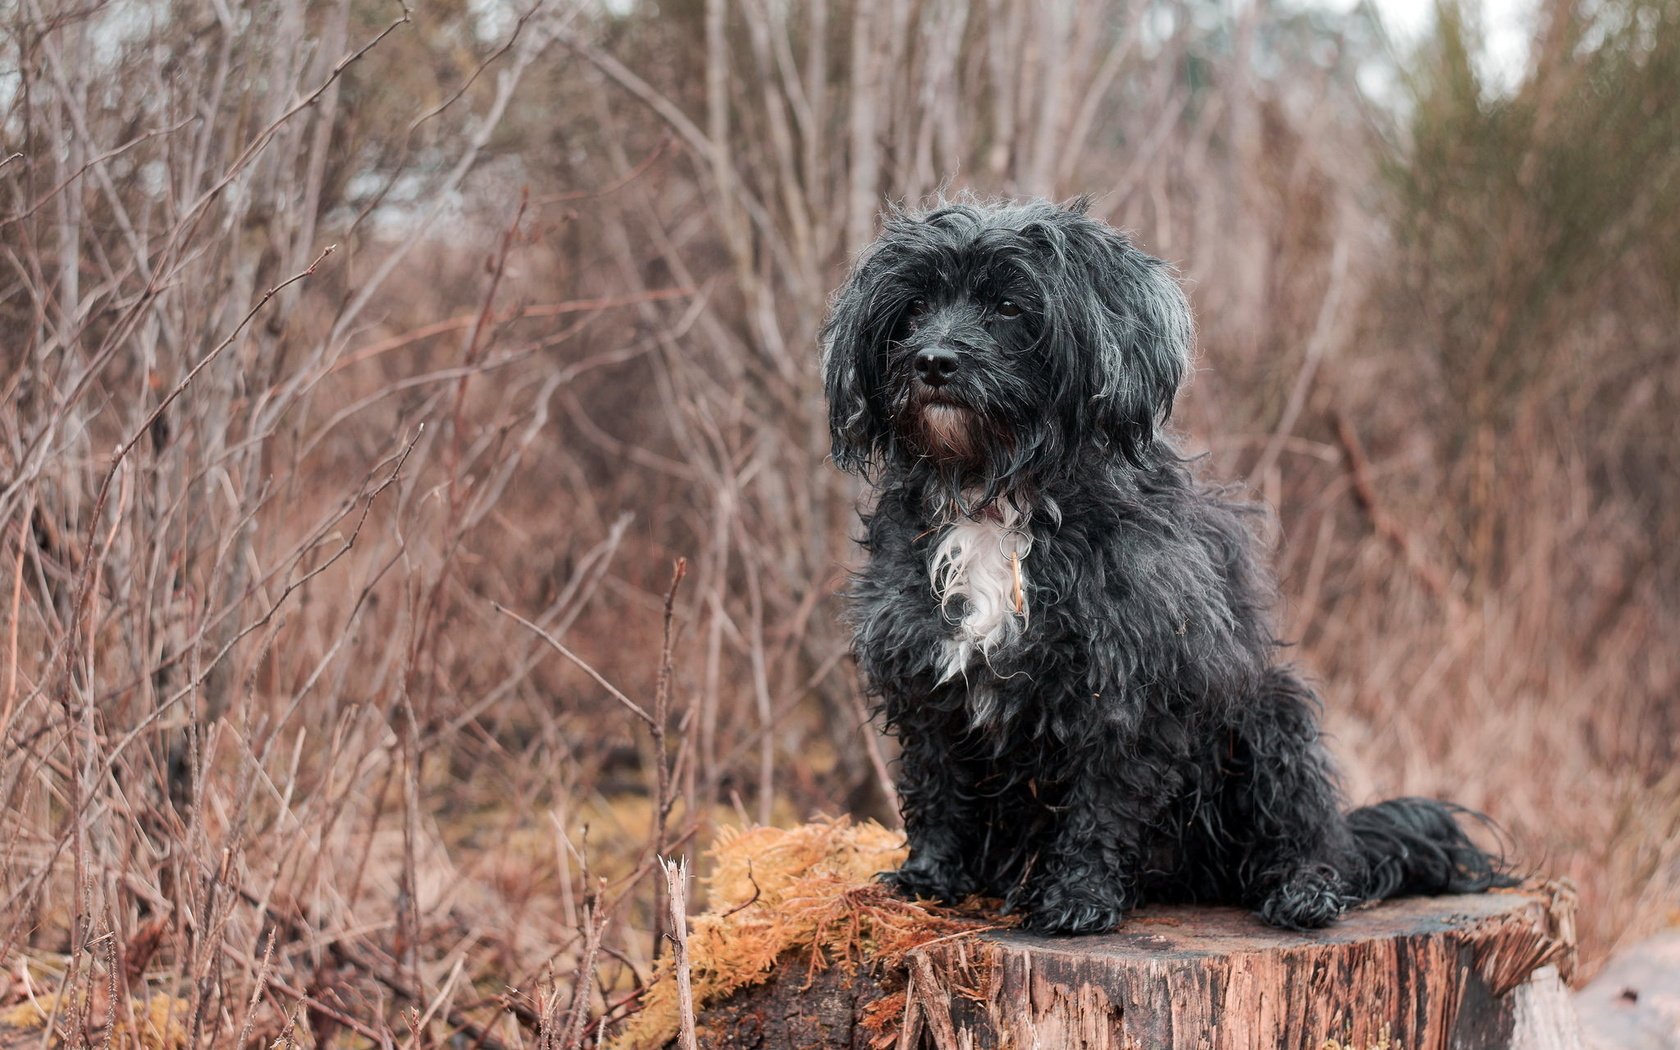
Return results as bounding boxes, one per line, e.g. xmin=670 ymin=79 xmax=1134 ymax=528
xmin=930 ymin=503 xmax=1033 ymax=682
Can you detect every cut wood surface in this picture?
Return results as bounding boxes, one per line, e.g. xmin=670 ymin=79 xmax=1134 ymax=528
xmin=686 ymin=885 xmax=1582 ymax=1050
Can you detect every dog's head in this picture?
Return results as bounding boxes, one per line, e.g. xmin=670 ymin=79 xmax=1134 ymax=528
xmin=821 ymin=198 xmax=1192 ymax=503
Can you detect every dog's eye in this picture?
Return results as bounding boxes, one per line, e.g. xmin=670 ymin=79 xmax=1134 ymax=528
xmin=996 ymin=299 xmax=1023 ymax=319
xmin=906 ymin=298 xmax=929 ymax=321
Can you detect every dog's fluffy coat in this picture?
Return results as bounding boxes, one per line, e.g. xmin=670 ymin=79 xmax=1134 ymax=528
xmin=822 ymin=198 xmax=1509 ymax=935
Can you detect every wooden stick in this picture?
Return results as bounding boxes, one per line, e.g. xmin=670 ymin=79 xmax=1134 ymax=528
xmin=665 ymin=858 xmax=699 ymax=1050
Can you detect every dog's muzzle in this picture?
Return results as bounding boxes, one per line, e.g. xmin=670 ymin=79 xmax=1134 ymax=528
xmin=908 ymin=390 xmax=978 ymax=462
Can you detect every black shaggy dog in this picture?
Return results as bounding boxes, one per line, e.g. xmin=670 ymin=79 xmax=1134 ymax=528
xmin=821 ymin=197 xmax=1510 ymax=935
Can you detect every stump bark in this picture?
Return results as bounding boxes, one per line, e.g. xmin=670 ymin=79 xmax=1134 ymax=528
xmin=688 ymin=886 xmax=1582 ymax=1050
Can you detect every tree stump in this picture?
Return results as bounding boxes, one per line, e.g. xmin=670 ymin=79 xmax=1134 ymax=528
xmin=688 ymin=886 xmax=1581 ymax=1050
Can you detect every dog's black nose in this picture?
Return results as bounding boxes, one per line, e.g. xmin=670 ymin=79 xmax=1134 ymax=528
xmin=914 ymin=346 xmax=959 ymax=387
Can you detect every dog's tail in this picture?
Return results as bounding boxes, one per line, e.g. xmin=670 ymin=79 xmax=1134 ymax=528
xmin=1345 ymin=798 xmax=1515 ymax=901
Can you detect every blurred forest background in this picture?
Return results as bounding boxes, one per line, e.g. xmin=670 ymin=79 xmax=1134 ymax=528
xmin=3 ymin=0 xmax=1678 ymax=1044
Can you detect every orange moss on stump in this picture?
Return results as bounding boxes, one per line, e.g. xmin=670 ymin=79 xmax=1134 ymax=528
xmin=608 ymin=817 xmax=1006 ymax=1050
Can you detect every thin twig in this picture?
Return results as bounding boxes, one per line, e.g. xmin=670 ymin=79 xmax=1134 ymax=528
xmin=332 ymin=287 xmax=694 ymax=372
xmin=554 ymin=883 xmax=610 ymax=1050
xmin=535 ymin=137 xmax=674 ymax=205
xmin=648 ymin=557 xmax=688 ymax=960
xmin=491 ymin=603 xmax=655 ymax=726
xmin=718 ymin=861 xmax=762 ymax=919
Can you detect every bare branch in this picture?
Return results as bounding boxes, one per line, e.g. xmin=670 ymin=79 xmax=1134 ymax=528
xmin=493 ymin=603 xmax=655 ymax=727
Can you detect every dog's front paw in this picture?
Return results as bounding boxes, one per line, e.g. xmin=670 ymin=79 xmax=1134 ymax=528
xmin=1257 ymin=864 xmax=1352 ymax=930
xmin=1019 ymin=880 xmax=1126 ymax=935
xmin=878 ymin=858 xmax=976 ymax=905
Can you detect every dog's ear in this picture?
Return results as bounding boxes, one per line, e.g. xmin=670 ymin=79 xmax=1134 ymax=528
xmin=1058 ymin=215 xmax=1194 ymax=465
xmin=820 ymin=250 xmax=893 ymax=474
xmin=820 ymin=302 xmax=872 ymax=474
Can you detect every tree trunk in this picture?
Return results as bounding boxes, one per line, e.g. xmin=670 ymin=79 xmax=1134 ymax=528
xmin=689 ymin=886 xmax=1583 ymax=1050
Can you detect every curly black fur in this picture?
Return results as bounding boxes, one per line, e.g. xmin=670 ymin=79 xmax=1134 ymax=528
xmin=821 ymin=197 xmax=1512 ymax=935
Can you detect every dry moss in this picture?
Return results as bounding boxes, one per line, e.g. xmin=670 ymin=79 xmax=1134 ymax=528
xmin=608 ymin=817 xmax=997 ymax=1050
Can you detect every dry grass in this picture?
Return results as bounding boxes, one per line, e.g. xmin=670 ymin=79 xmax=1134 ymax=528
xmin=0 ymin=994 xmax=190 ymax=1050
xmin=1 ymin=0 xmax=1676 ymax=1046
